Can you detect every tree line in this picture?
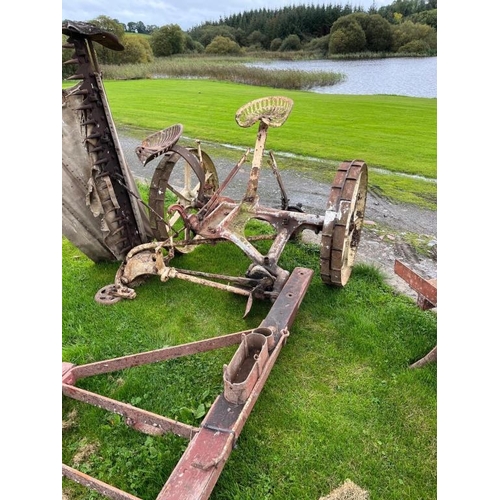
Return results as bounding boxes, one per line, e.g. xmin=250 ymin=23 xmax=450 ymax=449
xmin=62 ymin=0 xmax=437 ymax=76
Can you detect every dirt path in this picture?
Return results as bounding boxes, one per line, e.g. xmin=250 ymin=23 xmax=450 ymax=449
xmin=119 ymin=131 xmax=437 ymax=303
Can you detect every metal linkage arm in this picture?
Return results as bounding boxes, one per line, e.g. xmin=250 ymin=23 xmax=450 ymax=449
xmin=62 ymin=267 xmax=313 ymax=500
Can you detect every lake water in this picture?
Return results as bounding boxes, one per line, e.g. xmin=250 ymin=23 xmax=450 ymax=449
xmin=247 ymin=57 xmax=437 ymax=98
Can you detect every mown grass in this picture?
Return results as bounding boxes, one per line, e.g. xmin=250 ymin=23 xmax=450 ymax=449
xmin=101 ymin=79 xmax=435 ymax=177
xmin=62 ymin=218 xmax=436 ymax=499
xmin=63 ymin=54 xmax=436 ymax=210
xmin=62 ymin=78 xmax=436 ymax=209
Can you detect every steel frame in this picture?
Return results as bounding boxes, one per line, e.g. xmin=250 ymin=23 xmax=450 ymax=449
xmin=62 ymin=267 xmax=313 ymax=500
xmin=393 ymin=259 xmax=437 ymax=368
xmin=394 ymin=259 xmax=437 ymax=310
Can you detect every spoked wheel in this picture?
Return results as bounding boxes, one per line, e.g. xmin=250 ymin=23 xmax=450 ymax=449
xmin=320 ymin=160 xmax=368 ymax=287
xmin=148 ymin=147 xmax=219 ymax=253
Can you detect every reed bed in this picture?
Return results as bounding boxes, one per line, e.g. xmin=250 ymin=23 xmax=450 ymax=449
xmin=100 ymin=56 xmax=345 ymax=90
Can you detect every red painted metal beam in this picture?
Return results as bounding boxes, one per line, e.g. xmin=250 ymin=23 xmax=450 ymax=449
xmin=62 ymin=267 xmax=313 ymax=500
xmin=394 ymin=259 xmax=437 ymax=308
xmin=62 ymin=384 xmax=199 ymax=438
xmin=65 ymin=330 xmax=249 ymax=383
xmin=156 ymin=267 xmax=313 ymax=499
xmin=62 ymin=464 xmax=142 ymax=500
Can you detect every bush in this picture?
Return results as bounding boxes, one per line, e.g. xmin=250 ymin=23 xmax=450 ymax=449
xmin=150 ymin=24 xmax=186 ymax=57
xmin=279 ymin=34 xmax=301 ymax=52
xmin=354 ymin=13 xmax=393 ymax=52
xmin=270 ymin=38 xmax=282 ymax=51
xmin=329 ymin=20 xmax=366 ymax=54
xmin=205 ymin=36 xmax=242 ymax=55
xmin=185 ymin=35 xmax=204 ymax=54
xmin=409 ymin=9 xmax=437 ymax=30
xmin=328 ymin=13 xmax=392 ymax=54
xmin=117 ymin=36 xmax=154 ymax=64
xmin=391 ymin=21 xmax=437 ymax=52
xmin=303 ymin=34 xmax=330 ymax=56
xmin=397 ymin=39 xmax=431 ymax=54
xmin=189 ymin=25 xmax=237 ymax=47
xmin=247 ymin=30 xmax=267 ymax=49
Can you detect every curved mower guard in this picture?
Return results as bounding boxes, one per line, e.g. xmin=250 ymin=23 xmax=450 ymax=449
xmin=62 ymin=21 xmax=153 ymax=262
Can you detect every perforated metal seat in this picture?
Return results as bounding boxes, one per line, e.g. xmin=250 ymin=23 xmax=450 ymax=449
xmin=235 ymin=96 xmax=293 ymax=128
xmin=135 ymin=124 xmax=183 ymax=166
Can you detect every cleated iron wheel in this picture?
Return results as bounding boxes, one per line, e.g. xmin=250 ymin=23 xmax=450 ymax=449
xmin=320 ymin=160 xmax=368 ymax=287
xmin=148 ymin=148 xmax=219 ymax=253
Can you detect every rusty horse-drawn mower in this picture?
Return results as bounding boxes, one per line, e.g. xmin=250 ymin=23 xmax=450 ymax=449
xmin=62 ymin=21 xmax=368 ymax=499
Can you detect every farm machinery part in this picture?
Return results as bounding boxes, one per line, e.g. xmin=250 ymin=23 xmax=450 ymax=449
xmin=63 ymin=266 xmax=314 ymax=500
xmin=62 ymin=21 xmax=153 ymax=262
xmin=97 ymin=100 xmax=368 ymax=314
xmin=394 ymin=259 xmax=437 ymax=368
xmin=62 ymin=21 xmax=368 ymax=314
xmin=62 ymin=20 xmax=369 ymax=499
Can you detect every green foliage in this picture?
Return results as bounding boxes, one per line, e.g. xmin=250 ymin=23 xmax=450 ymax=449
xmin=303 ymin=34 xmax=330 ymax=56
xmin=352 ymin=13 xmax=393 ymax=52
xmin=150 ymin=24 xmax=186 ymax=57
xmin=329 ymin=18 xmax=367 ymax=54
xmin=279 ymin=34 xmax=302 ymax=52
xmin=118 ymin=36 xmax=154 ymax=64
xmin=379 ymin=0 xmax=436 ymax=24
xmin=200 ymin=4 xmax=356 ymax=49
xmin=64 ymin=1 xmax=437 ymax=64
xmin=328 ymin=13 xmax=394 ymax=54
xmin=270 ymin=37 xmax=282 ymax=52
xmin=391 ymin=21 xmax=437 ymax=52
xmin=409 ymin=9 xmax=437 ymax=30
xmin=189 ymin=24 xmax=238 ymax=47
xmin=205 ymin=36 xmax=242 ymax=55
xmin=325 ymin=10 xmax=437 ymax=57
xmin=397 ymin=39 xmax=431 ymax=54
xmin=247 ymin=30 xmax=267 ymax=50
xmin=62 ymin=231 xmax=436 ymax=499
xmin=185 ymin=35 xmax=204 ymax=54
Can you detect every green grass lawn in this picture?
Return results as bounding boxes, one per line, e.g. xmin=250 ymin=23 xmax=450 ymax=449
xmin=63 ymin=78 xmax=437 ymax=209
xmin=104 ymin=79 xmax=436 ymax=178
xmin=62 ymin=74 xmax=437 ymax=499
xmin=62 ymin=230 xmax=437 ymax=500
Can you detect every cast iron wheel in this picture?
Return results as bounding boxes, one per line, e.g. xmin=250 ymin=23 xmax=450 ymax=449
xmin=148 ymin=148 xmax=219 ymax=253
xmin=320 ymin=160 xmax=368 ymax=287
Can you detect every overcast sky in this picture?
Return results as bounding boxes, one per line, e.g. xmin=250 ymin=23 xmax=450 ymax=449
xmin=61 ymin=0 xmax=391 ymax=32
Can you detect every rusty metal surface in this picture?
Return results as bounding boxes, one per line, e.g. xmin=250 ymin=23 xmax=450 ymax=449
xmin=62 ymin=21 xmax=368 ymax=295
xmin=62 ymin=21 xmax=125 ymax=51
xmin=320 ymin=160 xmax=368 ymax=287
xmin=157 ymin=267 xmax=313 ymax=499
xmin=394 ymin=259 xmax=437 ymax=308
xmin=62 ymin=267 xmax=313 ymax=500
xmin=61 ymin=22 xmax=372 ymax=499
xmin=63 ymin=464 xmax=142 ymax=500
xmin=67 ymin=330 xmax=249 ymax=381
xmin=63 ymin=383 xmax=199 ymax=438
xmin=135 ymin=124 xmax=183 ymax=166
xmin=62 ymin=22 xmax=152 ymax=262
xmin=99 ymin=97 xmax=366 ymax=307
